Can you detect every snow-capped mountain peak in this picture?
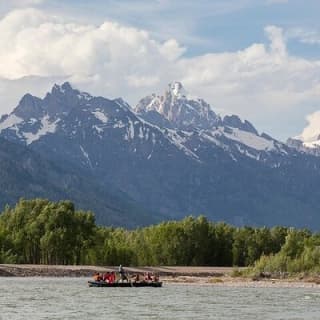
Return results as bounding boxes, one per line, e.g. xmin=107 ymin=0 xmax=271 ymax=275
xmin=135 ymin=82 xmax=221 ymax=130
xmin=0 ymin=82 xmax=96 ymax=145
xmin=133 ymin=82 xmax=289 ymax=163
xmin=0 ymin=81 xmax=288 ymax=163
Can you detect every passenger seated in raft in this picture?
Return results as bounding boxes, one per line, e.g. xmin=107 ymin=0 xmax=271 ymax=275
xmin=144 ymin=272 xmax=152 ymax=282
xmin=110 ymin=271 xmax=116 ymax=283
xmin=103 ymin=272 xmax=110 ymax=283
xmin=152 ymin=274 xmax=159 ymax=282
xmin=93 ymin=272 xmax=102 ymax=281
xmin=132 ymin=273 xmax=140 ymax=282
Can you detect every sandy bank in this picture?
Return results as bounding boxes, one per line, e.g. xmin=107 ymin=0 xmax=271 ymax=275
xmin=163 ymin=275 xmax=320 ymax=288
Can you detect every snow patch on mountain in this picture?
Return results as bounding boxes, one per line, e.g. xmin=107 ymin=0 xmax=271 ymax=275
xmin=93 ymin=125 xmax=104 ymax=135
xmin=200 ymin=131 xmax=224 ymax=148
xmin=138 ymin=126 xmax=144 ymax=139
xmin=0 ymin=114 xmax=23 ymax=132
xmin=236 ymin=144 xmax=260 ymax=160
xmin=113 ymin=120 xmax=126 ymax=129
xmin=127 ymin=118 xmax=135 ymax=140
xmin=23 ymin=116 xmax=59 ymax=145
xmin=114 ymin=98 xmax=131 ymax=110
xmin=92 ymin=110 xmax=108 ymax=123
xmin=165 ymin=129 xmax=200 ymax=160
xmin=80 ymin=145 xmax=93 ymax=168
xmin=303 ymin=140 xmax=320 ymax=149
xmin=223 ymin=127 xmax=276 ymax=151
xmin=198 ymin=127 xmax=279 ymax=155
xmin=77 ymin=92 xmax=92 ymax=101
xmin=28 ymin=118 xmax=37 ymax=125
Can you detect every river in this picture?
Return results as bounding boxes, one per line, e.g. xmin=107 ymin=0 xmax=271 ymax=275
xmin=0 ymin=278 xmax=319 ymax=319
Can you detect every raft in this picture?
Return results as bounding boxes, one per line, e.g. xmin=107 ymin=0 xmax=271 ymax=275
xmin=88 ymin=281 xmax=162 ymax=288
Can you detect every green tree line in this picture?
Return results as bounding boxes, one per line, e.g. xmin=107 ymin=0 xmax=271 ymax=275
xmin=0 ymin=199 xmax=319 ymax=273
xmin=253 ymin=228 xmax=320 ymax=274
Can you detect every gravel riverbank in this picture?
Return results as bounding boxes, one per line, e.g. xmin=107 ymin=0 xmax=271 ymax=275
xmin=1 ymin=264 xmax=319 ymax=288
xmin=0 ymin=265 xmax=233 ymax=277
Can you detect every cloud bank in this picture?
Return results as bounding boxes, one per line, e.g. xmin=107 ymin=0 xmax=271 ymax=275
xmin=0 ymin=8 xmax=320 ymax=140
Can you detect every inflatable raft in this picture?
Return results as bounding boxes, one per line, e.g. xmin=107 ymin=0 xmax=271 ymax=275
xmin=88 ymin=281 xmax=162 ymax=287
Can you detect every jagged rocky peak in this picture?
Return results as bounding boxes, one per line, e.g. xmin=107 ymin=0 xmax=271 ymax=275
xmin=47 ymin=82 xmax=83 ymax=100
xmin=9 ymin=82 xmax=94 ymax=121
xmin=13 ymin=93 xmax=44 ymax=120
xmin=223 ymin=115 xmax=258 ymax=135
xmin=50 ymin=81 xmax=91 ymax=98
xmin=135 ymin=81 xmax=221 ymax=130
xmin=51 ymin=82 xmax=73 ymax=95
xmin=42 ymin=82 xmax=92 ymax=117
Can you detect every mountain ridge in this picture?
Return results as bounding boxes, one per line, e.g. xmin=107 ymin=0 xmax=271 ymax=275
xmin=1 ymin=81 xmax=320 ymax=228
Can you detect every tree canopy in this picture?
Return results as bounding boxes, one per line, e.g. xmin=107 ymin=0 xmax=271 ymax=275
xmin=0 ymin=198 xmax=318 ymax=274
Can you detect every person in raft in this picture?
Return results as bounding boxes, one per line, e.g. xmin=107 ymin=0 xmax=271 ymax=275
xmin=103 ymin=272 xmax=110 ymax=282
xmin=131 ymin=273 xmax=140 ymax=283
xmin=118 ymin=264 xmax=128 ymax=282
xmin=93 ymin=272 xmax=102 ymax=281
xmin=144 ymin=272 xmax=152 ymax=282
xmin=104 ymin=271 xmax=115 ymax=283
xmin=110 ymin=271 xmax=116 ymax=283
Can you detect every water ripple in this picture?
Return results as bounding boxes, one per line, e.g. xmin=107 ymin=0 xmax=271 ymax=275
xmin=0 ymin=278 xmax=319 ymax=320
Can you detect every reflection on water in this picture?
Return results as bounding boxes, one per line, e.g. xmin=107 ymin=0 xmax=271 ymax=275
xmin=0 ymin=278 xmax=319 ymax=320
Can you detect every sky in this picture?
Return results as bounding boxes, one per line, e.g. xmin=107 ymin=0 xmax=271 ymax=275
xmin=0 ymin=0 xmax=319 ymax=141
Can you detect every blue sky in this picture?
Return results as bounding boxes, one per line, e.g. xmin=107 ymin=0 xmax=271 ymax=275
xmin=0 ymin=0 xmax=319 ymax=141
xmin=35 ymin=0 xmax=320 ymax=56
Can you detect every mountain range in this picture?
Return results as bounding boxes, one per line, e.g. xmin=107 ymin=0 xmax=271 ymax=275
xmin=0 ymin=81 xmax=319 ymax=228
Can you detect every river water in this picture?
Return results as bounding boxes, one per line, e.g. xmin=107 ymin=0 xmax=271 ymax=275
xmin=0 ymin=278 xmax=319 ymax=319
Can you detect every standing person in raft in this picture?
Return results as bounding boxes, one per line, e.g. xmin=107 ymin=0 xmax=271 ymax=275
xmin=119 ymin=264 xmax=128 ymax=282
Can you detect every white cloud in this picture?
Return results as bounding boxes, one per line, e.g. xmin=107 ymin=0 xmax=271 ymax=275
xmin=264 ymin=26 xmax=287 ymax=58
xmin=0 ymin=9 xmax=184 ymax=83
xmin=287 ymin=28 xmax=320 ymax=45
xmin=0 ymin=9 xmax=320 ymax=140
xmin=296 ymin=111 xmax=320 ymax=142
